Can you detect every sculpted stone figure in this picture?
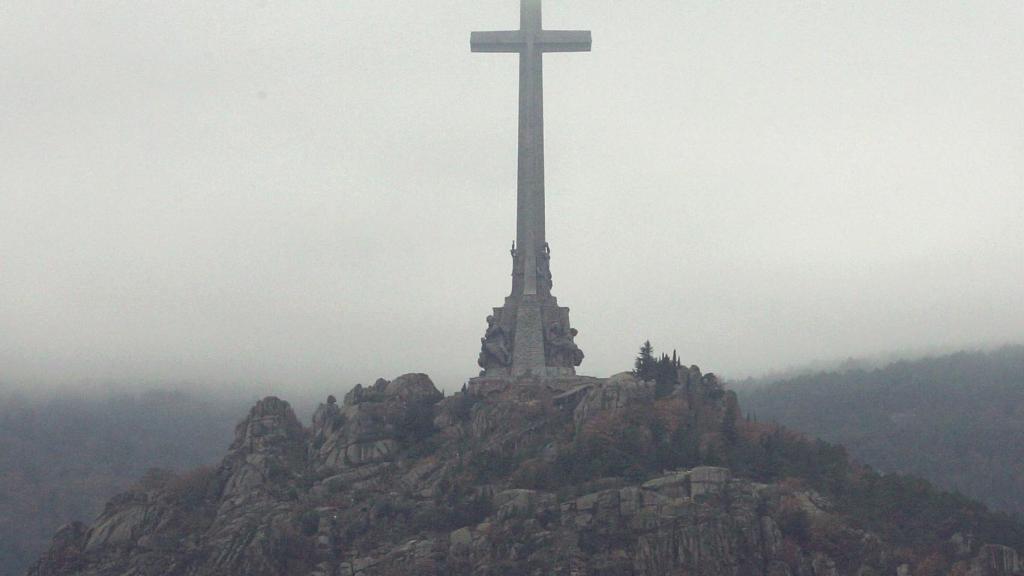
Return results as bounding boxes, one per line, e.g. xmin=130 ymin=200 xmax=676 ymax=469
xmin=545 ymin=322 xmax=584 ymax=368
xmin=537 ymin=243 xmax=553 ymax=289
xmin=478 ymin=315 xmax=511 ymax=369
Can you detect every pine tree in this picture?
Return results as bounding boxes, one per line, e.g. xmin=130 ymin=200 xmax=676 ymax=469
xmin=654 ymin=353 xmax=680 ymax=398
xmin=634 ymin=340 xmax=656 ymax=381
xmin=722 ymin=393 xmax=740 ymax=445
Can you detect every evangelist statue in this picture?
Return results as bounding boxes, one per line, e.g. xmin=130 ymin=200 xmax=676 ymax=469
xmin=545 ymin=322 xmax=584 ymax=368
xmin=479 ymin=315 xmax=511 ymax=368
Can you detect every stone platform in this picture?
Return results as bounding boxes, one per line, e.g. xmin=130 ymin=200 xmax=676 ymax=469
xmin=468 ymin=374 xmax=601 ymax=397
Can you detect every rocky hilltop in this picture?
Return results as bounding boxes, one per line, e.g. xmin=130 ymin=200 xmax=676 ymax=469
xmin=28 ymin=369 xmax=1024 ymax=576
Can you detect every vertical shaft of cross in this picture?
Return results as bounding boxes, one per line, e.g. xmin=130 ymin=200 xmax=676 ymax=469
xmin=472 ymin=0 xmax=591 ymax=378
xmin=517 ymin=0 xmax=545 ymax=297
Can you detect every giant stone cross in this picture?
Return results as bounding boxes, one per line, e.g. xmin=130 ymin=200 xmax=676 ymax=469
xmin=473 ymin=0 xmax=590 ymax=379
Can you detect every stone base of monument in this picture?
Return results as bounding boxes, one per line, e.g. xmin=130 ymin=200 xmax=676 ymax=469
xmin=467 ymin=374 xmax=601 ymax=398
xmin=477 ymin=293 xmax=585 ymax=380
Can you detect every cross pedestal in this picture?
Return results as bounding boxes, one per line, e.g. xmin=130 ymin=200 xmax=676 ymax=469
xmin=484 ymin=295 xmax=574 ymax=379
xmin=473 ymin=0 xmax=589 ymax=380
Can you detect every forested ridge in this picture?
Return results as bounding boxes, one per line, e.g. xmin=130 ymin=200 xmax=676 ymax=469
xmin=0 ymin=389 xmax=244 ymax=576
xmin=740 ymin=346 xmax=1024 ymax=517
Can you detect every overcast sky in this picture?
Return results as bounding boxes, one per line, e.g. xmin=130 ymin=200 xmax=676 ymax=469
xmin=2 ymin=0 xmax=1022 ymax=396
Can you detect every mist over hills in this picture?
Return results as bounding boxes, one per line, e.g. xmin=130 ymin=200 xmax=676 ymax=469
xmin=0 ymin=389 xmax=246 ymax=576
xmin=740 ymin=346 xmax=1024 ymax=516
xmin=4 ymin=346 xmax=1022 ymax=575
xmin=23 ymin=370 xmax=1024 ymax=575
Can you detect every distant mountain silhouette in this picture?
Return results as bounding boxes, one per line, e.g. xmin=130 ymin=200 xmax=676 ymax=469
xmin=0 ymin=389 xmax=245 ymax=576
xmin=740 ymin=346 xmax=1024 ymax=516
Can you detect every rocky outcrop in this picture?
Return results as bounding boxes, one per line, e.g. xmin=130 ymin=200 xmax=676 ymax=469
xmin=311 ymin=374 xmax=442 ymax=471
xmin=222 ymin=396 xmax=307 ymax=498
xmin=27 ymin=372 xmax=1024 ymax=576
xmin=572 ymin=372 xmax=652 ymax=428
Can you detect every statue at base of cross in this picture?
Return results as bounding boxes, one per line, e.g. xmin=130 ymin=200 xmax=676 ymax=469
xmin=479 ymin=315 xmax=511 ymax=369
xmin=546 ymin=322 xmax=584 ymax=368
xmin=476 ymin=242 xmax=585 ymax=379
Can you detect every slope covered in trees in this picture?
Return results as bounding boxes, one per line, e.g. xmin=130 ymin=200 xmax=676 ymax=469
xmin=740 ymin=346 xmax=1024 ymax=516
xmin=0 ymin=389 xmax=245 ymax=576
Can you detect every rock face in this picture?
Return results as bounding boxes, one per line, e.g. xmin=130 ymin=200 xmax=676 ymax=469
xmin=27 ymin=373 xmax=1024 ymax=576
xmin=310 ymin=375 xmax=441 ymax=471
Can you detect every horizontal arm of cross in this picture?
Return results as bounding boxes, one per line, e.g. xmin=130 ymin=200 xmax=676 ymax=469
xmin=471 ymin=30 xmax=592 ymax=53
xmin=471 ymin=31 xmax=524 ymax=53
xmin=538 ymin=30 xmax=592 ymax=52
